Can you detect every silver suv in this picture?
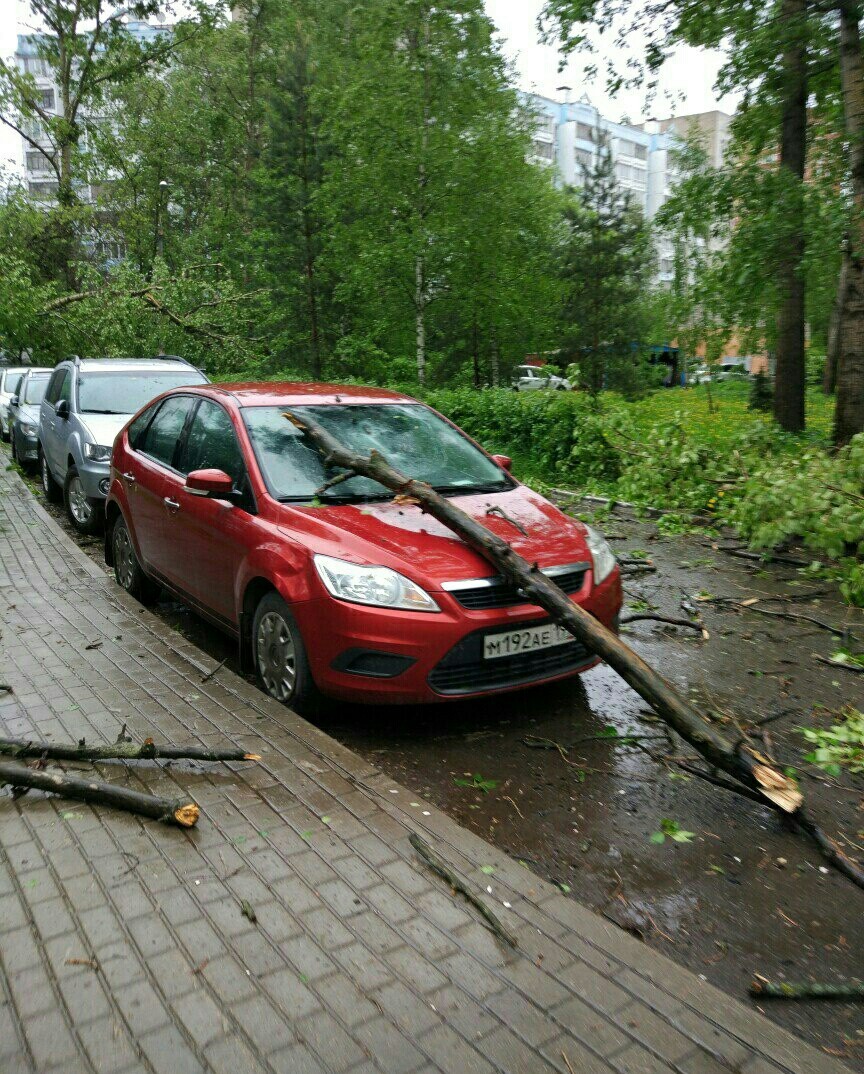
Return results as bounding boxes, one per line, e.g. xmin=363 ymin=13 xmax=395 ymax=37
xmin=39 ymin=356 xmax=209 ymax=534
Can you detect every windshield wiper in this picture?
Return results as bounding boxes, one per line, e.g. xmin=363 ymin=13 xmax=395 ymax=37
xmin=83 ymin=409 xmax=125 ymax=415
xmin=432 ymin=481 xmax=508 ymax=496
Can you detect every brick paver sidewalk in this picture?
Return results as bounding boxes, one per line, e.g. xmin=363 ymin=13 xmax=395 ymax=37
xmin=0 ymin=464 xmax=848 ymax=1074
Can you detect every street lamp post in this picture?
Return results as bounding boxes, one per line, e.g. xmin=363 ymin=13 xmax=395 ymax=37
xmin=155 ymin=179 xmax=170 ymax=262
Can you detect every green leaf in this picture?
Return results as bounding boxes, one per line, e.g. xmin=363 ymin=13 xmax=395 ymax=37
xmin=480 ymin=865 xmax=495 ymax=875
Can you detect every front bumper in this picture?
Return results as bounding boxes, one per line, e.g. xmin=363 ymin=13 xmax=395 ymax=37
xmin=293 ymin=567 xmax=623 ymax=704
xmin=77 ymin=457 xmax=112 ymax=500
xmin=15 ymin=429 xmax=39 ymax=461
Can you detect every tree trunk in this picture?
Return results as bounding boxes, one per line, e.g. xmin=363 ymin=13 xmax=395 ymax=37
xmin=284 ymin=408 xmax=802 ymax=814
xmin=0 ymin=761 xmax=199 ymax=827
xmin=471 ymin=315 xmax=481 ymax=388
xmin=297 ymin=54 xmax=323 ymax=380
xmin=490 ymin=328 xmax=500 ymax=386
xmin=835 ymin=0 xmax=864 ymax=447
xmin=773 ymin=0 xmax=808 ymax=433
xmin=415 ymin=254 xmax=426 ymax=384
xmin=824 ymin=244 xmax=848 ymax=394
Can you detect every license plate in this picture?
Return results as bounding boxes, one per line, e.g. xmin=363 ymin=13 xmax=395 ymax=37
xmin=483 ymin=622 xmax=573 ymax=660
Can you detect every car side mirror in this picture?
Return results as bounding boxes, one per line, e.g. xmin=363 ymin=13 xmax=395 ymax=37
xmin=9 ymin=396 xmax=18 ymax=407
xmin=185 ymin=468 xmax=235 ymax=500
xmin=492 ymin=454 xmax=512 ymax=471
xmin=55 ymin=399 xmax=70 ymax=419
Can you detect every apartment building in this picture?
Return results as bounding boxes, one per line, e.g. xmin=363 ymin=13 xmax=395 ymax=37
xmin=14 ymin=19 xmax=170 ymax=205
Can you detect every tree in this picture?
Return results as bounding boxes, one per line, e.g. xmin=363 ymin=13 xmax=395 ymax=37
xmin=0 ymin=1 xmax=203 ymax=285
xmin=559 ymin=138 xmax=653 ymax=394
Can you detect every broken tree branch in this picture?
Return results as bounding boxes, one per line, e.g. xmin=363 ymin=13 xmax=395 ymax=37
xmin=409 ymin=832 xmax=517 ymax=948
xmin=286 ymin=408 xmax=801 ymax=817
xmin=0 ymin=761 xmax=199 ymax=827
xmin=750 ymin=976 xmax=864 ymax=1000
xmin=0 ymin=736 xmax=260 ymax=764
xmin=620 ymin=614 xmax=704 ymax=632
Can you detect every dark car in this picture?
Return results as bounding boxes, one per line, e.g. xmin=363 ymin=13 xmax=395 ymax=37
xmin=9 ymin=368 xmax=52 ymax=470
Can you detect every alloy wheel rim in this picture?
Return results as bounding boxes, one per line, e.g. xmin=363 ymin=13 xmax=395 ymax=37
xmin=113 ymin=525 xmax=135 ymax=590
xmin=41 ymin=456 xmax=50 ymax=492
xmin=68 ymin=476 xmax=92 ymax=524
xmin=256 ymin=611 xmax=296 ymax=702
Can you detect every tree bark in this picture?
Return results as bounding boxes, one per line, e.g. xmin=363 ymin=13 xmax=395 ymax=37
xmin=0 ymin=737 xmax=260 ymax=764
xmin=835 ymin=0 xmax=864 ymax=446
xmin=824 ymin=243 xmax=849 ymax=393
xmin=283 ymin=408 xmax=802 ymax=815
xmin=0 ymin=761 xmax=199 ymax=827
xmin=773 ymin=0 xmax=808 ymax=433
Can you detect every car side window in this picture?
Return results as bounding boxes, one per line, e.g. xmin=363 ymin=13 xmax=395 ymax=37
xmin=45 ymin=369 xmax=66 ymax=406
xmin=139 ymin=396 xmax=194 ymax=470
xmin=182 ymin=400 xmax=246 ymax=485
xmin=127 ymin=402 xmax=159 ymax=451
xmin=58 ymin=370 xmax=72 ymax=405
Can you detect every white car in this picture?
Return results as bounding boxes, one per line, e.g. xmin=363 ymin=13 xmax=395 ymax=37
xmin=0 ymin=366 xmax=27 ymax=442
xmin=512 ymin=365 xmax=571 ymax=392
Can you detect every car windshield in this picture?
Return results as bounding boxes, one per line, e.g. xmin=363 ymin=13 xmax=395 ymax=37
xmin=4 ymin=372 xmax=23 ymax=395
xmin=242 ymin=403 xmax=511 ymax=503
xmin=23 ymin=374 xmax=50 ymax=404
xmin=77 ymin=369 xmax=207 ymax=414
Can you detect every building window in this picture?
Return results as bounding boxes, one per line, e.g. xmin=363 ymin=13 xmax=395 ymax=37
xmin=615 ymin=162 xmax=646 ymax=185
xmin=532 ymin=139 xmax=555 ymax=160
xmin=576 ymin=122 xmax=596 ymax=142
xmin=574 ymin=148 xmax=593 ymax=169
xmin=26 ymin=150 xmax=54 ymax=174
xmin=28 ymin=181 xmax=58 ymax=199
xmin=40 ymin=89 xmax=55 ymax=111
xmin=21 ymin=56 xmax=51 ymax=77
xmin=617 ymin=138 xmax=648 ymax=161
xmin=660 ymin=258 xmax=674 ymax=274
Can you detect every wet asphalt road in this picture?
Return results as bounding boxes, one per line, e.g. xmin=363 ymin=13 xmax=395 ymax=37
xmin=14 ymin=456 xmax=864 ymax=1065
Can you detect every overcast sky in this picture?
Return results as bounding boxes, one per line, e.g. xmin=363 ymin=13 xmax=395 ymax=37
xmin=0 ymin=0 xmax=737 ymax=177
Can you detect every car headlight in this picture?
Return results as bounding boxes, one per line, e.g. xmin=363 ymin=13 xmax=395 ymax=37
xmin=83 ymin=443 xmax=112 ymax=461
xmin=584 ymin=525 xmax=616 ymax=584
xmin=20 ymin=422 xmax=37 ymax=437
xmin=314 ymin=554 xmax=440 ymax=612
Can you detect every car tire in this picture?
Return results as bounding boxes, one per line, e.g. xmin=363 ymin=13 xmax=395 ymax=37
xmin=1 ymin=423 xmax=9 ymax=444
xmin=64 ymin=465 xmax=104 ymax=535
xmin=253 ymin=591 xmax=321 ymax=716
xmin=39 ymin=449 xmax=63 ymax=503
xmin=9 ymin=432 xmax=17 ymax=463
xmin=111 ymin=514 xmax=160 ymax=605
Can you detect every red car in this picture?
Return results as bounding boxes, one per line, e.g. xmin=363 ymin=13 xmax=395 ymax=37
xmin=105 ymin=383 xmax=622 ymax=712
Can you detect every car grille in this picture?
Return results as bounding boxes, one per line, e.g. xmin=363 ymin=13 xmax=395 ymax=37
xmin=428 ymin=620 xmax=592 ymax=696
xmin=443 ymin=562 xmax=589 ymax=611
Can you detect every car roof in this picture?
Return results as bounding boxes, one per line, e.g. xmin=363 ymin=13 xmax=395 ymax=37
xmin=65 ymin=358 xmax=197 ymax=373
xmin=202 ymin=382 xmax=417 ymax=406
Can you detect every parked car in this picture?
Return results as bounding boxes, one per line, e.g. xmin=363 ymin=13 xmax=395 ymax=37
xmin=511 ymin=364 xmax=572 ymax=392
xmin=0 ymin=366 xmax=27 ymax=442
xmin=105 ymin=382 xmax=621 ymax=713
xmin=39 ymin=356 xmax=209 ymax=535
xmin=9 ymin=368 xmax=52 ymax=470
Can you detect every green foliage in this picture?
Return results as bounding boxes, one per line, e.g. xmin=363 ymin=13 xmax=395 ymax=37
xmin=453 ymin=774 xmax=498 ymax=793
xmin=650 ymin=818 xmax=695 ymax=844
xmin=800 ymin=708 xmax=864 ymax=776
xmin=748 ymin=370 xmax=773 ymax=412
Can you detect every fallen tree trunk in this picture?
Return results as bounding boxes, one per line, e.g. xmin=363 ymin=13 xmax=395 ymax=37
xmin=286 ymin=409 xmax=801 ymax=816
xmin=0 ymin=761 xmax=199 ymax=827
xmin=0 ymin=736 xmax=260 ymax=764
xmin=750 ymin=976 xmax=864 ymax=1000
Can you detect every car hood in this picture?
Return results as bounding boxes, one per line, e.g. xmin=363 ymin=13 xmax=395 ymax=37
xmin=278 ymin=484 xmax=593 ymax=586
xmin=78 ymin=413 xmax=131 ymax=448
xmin=17 ymin=403 xmax=41 ymax=424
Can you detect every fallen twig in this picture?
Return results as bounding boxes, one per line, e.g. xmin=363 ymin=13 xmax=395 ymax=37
xmin=409 ymin=832 xmax=517 ymax=948
xmin=717 ymin=547 xmax=809 ymax=568
xmin=620 ymin=613 xmax=705 ymax=633
xmin=0 ymin=684 xmax=13 ymax=693
xmin=200 ymin=657 xmax=228 ymax=684
xmin=0 ymin=760 xmax=200 ymax=827
xmin=0 ymin=736 xmax=260 ymax=763
xmin=814 ymin=655 xmax=864 ymax=674
xmin=750 ymin=976 xmax=864 ymax=1000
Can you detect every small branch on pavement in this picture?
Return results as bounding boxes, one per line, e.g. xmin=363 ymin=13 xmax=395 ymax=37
xmin=750 ymin=976 xmax=864 ymax=1000
xmin=0 ymin=736 xmax=260 ymax=764
xmin=200 ymin=658 xmax=228 ymax=684
xmin=620 ymin=613 xmax=705 ymax=633
xmin=716 ymin=546 xmax=809 ymax=568
xmin=0 ymin=760 xmax=200 ymax=827
xmin=409 ymin=833 xmax=517 ymax=948
xmin=814 ymin=655 xmax=864 ymax=674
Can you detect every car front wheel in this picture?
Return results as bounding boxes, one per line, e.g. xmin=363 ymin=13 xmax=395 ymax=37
xmin=253 ymin=592 xmax=321 ymax=715
xmin=64 ymin=465 xmax=104 ymax=535
xmin=40 ymin=450 xmax=63 ymax=503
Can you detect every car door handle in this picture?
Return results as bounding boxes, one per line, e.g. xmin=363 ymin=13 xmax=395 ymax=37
xmin=164 ymin=497 xmax=180 ymax=511
xmin=122 ymin=471 xmax=136 ymax=484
